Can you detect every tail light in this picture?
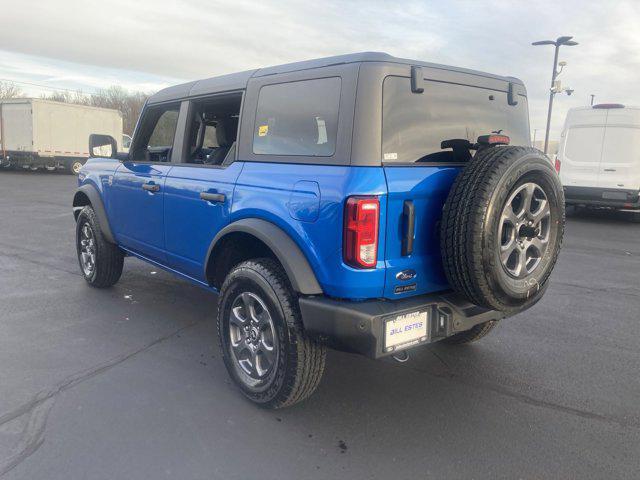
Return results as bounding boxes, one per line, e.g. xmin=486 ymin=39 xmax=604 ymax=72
xmin=477 ymin=134 xmax=510 ymax=146
xmin=343 ymin=196 xmax=379 ymax=269
xmin=554 ymin=157 xmax=561 ymax=173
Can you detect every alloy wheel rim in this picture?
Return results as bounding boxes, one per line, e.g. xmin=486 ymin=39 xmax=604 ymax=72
xmin=228 ymin=292 xmax=278 ymax=380
xmin=72 ymin=162 xmax=82 ymax=174
xmin=499 ymin=182 xmax=551 ymax=278
xmin=79 ymin=223 xmax=97 ymax=277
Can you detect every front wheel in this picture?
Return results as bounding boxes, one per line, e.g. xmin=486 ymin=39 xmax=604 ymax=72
xmin=75 ymin=206 xmax=124 ymax=287
xmin=217 ymin=258 xmax=326 ymax=408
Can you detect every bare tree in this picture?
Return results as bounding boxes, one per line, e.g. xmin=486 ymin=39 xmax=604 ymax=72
xmin=0 ymin=81 xmax=23 ymax=99
xmin=40 ymin=85 xmax=151 ymax=135
xmin=89 ymin=86 xmax=149 ymax=135
xmin=41 ymin=90 xmax=89 ymax=105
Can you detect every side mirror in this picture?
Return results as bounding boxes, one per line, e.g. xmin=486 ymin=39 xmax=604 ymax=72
xmin=89 ymin=134 xmax=118 ymax=158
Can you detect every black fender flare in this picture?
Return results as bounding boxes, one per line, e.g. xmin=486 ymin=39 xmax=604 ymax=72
xmin=72 ymin=184 xmax=116 ymax=244
xmin=206 ymin=218 xmax=323 ymax=295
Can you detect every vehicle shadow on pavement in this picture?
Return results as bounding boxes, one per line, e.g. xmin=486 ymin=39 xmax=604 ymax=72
xmin=3 ymin=261 xmax=639 ymax=479
xmin=566 ymin=206 xmax=640 ymax=224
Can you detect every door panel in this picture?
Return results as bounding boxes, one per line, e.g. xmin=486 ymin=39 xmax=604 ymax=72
xmin=110 ymin=162 xmax=172 ymax=263
xmin=163 ymin=163 xmax=244 ymax=281
xmin=598 ymin=126 xmax=640 ymax=189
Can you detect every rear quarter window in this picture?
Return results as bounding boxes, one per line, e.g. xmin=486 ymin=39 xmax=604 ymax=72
xmin=253 ymin=77 xmax=341 ymax=157
xmin=382 ymin=76 xmax=530 ymax=164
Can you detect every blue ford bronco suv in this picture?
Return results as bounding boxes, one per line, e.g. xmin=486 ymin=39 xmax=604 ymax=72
xmin=73 ymin=53 xmax=564 ymax=408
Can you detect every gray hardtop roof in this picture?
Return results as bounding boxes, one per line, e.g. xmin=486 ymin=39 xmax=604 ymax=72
xmin=148 ymin=51 xmax=523 ymax=104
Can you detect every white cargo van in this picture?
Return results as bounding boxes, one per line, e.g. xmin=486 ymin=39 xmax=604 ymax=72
xmin=0 ymin=99 xmax=123 ymax=174
xmin=557 ymin=104 xmax=640 ymax=211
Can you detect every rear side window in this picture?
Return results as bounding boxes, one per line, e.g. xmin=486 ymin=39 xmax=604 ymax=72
xmin=382 ymin=76 xmax=530 ymax=164
xmin=253 ymin=77 xmax=341 ymax=157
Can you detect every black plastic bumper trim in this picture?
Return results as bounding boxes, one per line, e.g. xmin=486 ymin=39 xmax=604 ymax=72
xmin=299 ymin=290 xmax=505 ymax=359
xmin=564 ymin=186 xmax=640 ymax=208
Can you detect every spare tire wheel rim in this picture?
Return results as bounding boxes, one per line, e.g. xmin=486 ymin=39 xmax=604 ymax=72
xmin=228 ymin=292 xmax=278 ymax=381
xmin=499 ymin=182 xmax=551 ymax=278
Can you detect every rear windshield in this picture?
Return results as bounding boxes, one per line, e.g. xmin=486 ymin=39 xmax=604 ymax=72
xmin=564 ymin=127 xmax=604 ymax=164
xmin=382 ymin=76 xmax=529 ymax=164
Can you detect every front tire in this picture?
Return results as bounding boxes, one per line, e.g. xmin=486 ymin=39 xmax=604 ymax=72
xmin=217 ymin=258 xmax=326 ymax=408
xmin=75 ymin=206 xmax=124 ymax=287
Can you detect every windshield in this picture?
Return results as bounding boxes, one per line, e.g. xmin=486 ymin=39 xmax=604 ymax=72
xmin=382 ymin=76 xmax=530 ymax=164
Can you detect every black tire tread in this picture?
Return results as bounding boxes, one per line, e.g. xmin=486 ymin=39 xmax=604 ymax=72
xmin=77 ymin=206 xmax=124 ymax=288
xmin=441 ymin=146 xmax=564 ymax=311
xmin=217 ymin=258 xmax=326 ymax=408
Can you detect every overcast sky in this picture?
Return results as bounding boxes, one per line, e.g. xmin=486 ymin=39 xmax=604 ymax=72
xmin=1 ymin=0 xmax=638 ymax=140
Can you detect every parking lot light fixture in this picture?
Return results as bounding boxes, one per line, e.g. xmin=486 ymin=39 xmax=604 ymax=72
xmin=532 ymin=36 xmax=579 ymax=154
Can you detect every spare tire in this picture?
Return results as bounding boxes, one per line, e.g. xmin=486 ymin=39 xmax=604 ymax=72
xmin=440 ymin=146 xmax=564 ymax=312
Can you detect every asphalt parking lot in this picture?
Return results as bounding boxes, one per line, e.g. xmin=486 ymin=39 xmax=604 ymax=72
xmin=1 ymin=170 xmax=639 ymax=479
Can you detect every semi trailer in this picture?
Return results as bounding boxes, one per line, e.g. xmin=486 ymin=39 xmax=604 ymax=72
xmin=0 ymin=99 xmax=123 ymax=174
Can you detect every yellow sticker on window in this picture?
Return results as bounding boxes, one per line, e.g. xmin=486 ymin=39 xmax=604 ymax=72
xmin=258 ymin=125 xmax=269 ymax=137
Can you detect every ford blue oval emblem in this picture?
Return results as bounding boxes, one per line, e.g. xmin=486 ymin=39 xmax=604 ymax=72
xmin=396 ymin=269 xmax=417 ymax=281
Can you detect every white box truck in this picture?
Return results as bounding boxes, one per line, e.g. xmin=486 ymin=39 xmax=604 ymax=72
xmin=557 ymin=103 xmax=640 ymax=212
xmin=0 ymin=99 xmax=123 ymax=174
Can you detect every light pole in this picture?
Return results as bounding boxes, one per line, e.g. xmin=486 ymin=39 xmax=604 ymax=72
xmin=532 ymin=36 xmax=578 ymax=154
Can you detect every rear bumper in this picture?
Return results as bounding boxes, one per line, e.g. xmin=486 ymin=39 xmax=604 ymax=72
xmin=564 ymin=186 xmax=640 ymax=209
xmin=299 ymin=291 xmax=505 ymax=359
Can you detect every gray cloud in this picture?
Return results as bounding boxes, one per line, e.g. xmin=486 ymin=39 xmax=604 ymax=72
xmin=1 ymin=0 xmax=638 ymax=139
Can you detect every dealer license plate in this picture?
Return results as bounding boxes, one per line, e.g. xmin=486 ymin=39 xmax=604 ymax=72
xmin=384 ymin=310 xmax=429 ymax=352
xmin=602 ymin=191 xmax=627 ymax=200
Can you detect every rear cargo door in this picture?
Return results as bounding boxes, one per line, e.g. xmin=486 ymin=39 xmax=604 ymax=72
xmin=0 ymin=101 xmax=32 ymax=152
xmin=381 ymin=75 xmax=530 ymax=299
xmin=558 ymin=108 xmax=607 ymax=188
xmin=383 ymin=165 xmax=459 ymax=298
xmin=560 ymin=127 xmax=605 ymax=187
xmin=598 ymin=108 xmax=640 ymax=190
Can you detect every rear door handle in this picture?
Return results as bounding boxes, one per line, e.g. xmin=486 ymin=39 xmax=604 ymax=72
xmin=142 ymin=183 xmax=160 ymax=192
xmin=401 ymin=200 xmax=415 ymax=256
xmin=200 ymin=192 xmax=226 ymax=203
